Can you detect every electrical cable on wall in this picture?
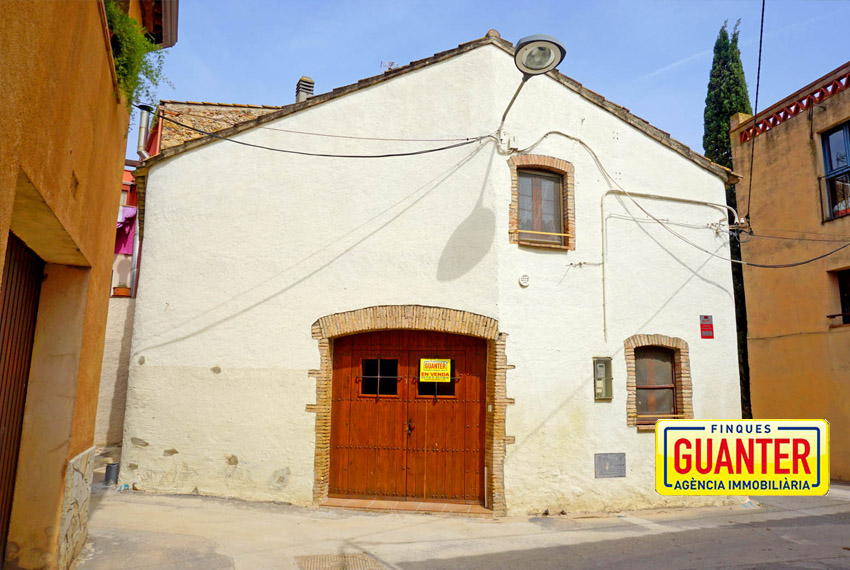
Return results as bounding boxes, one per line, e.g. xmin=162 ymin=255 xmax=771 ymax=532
xmin=139 ymin=104 xmax=848 ymax=268
xmin=162 ymin=108 xmax=479 ymax=142
xmin=747 ymin=233 xmax=850 ymax=243
xmin=750 ymin=226 xmax=850 ymax=239
xmin=259 ymin=125 xmax=479 ymax=142
xmin=517 ymin=129 xmax=850 ymax=269
xmin=140 ymin=106 xmax=493 ymax=159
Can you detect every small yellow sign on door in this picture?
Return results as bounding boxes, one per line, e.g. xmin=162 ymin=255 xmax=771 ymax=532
xmin=420 ymin=359 xmax=451 ymax=382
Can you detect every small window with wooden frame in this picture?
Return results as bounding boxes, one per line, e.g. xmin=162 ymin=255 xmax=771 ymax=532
xmin=635 ymin=346 xmax=676 ymax=425
xmin=624 ymin=334 xmax=692 ymax=430
xmin=508 ymin=154 xmax=575 ymax=250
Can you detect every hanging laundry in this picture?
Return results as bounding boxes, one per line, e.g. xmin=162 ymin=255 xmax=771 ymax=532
xmin=115 ymin=206 xmax=137 ymax=255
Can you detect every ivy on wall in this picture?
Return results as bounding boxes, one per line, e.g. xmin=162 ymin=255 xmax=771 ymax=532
xmin=104 ymin=0 xmax=168 ymax=109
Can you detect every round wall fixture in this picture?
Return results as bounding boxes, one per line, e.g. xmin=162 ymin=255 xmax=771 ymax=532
xmin=514 ymin=34 xmax=566 ymax=75
xmin=518 ymin=274 xmax=530 ymax=287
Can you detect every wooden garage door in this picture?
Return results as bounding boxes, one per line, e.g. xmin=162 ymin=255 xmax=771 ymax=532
xmin=329 ymin=330 xmax=485 ymax=503
xmin=1 ymin=233 xmax=44 ymax=561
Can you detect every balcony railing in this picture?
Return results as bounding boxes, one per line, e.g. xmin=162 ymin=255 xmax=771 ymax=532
xmin=822 ymin=173 xmax=850 ymax=222
xmin=827 ymin=312 xmax=850 ymax=326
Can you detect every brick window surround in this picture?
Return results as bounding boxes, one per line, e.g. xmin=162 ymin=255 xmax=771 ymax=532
xmin=308 ymin=305 xmax=512 ymax=515
xmin=508 ymin=154 xmax=575 ymax=250
xmin=624 ymin=334 xmax=693 ymax=430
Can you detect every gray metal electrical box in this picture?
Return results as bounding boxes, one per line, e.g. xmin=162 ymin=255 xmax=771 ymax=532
xmin=595 ymin=453 xmax=626 ymax=478
xmin=593 ymin=357 xmax=612 ymax=400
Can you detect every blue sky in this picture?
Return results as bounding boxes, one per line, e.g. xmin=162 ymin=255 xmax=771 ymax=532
xmin=127 ymin=0 xmax=850 ymax=161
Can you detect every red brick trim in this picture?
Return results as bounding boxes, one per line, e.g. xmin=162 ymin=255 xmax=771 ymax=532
xmin=623 ymin=334 xmax=693 ymax=428
xmin=507 ymin=154 xmax=575 ymax=251
xmin=309 ymin=305 xmax=509 ymax=515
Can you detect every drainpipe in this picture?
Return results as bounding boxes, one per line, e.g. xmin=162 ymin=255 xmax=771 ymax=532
xmin=130 ymin=214 xmax=140 ymax=298
xmin=136 ymin=104 xmax=153 ymax=160
xmin=130 ymin=105 xmax=154 ymax=297
xmin=600 ymin=190 xmax=738 ymax=341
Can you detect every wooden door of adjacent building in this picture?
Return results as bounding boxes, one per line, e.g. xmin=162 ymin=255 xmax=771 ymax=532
xmin=329 ymin=330 xmax=485 ymax=503
xmin=0 ymin=233 xmax=44 ymax=560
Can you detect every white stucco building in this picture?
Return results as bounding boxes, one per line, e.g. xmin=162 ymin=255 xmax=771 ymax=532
xmin=121 ymin=31 xmax=742 ymax=515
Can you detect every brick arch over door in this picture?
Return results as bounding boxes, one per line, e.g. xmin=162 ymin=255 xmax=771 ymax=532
xmin=308 ymin=305 xmax=511 ymax=515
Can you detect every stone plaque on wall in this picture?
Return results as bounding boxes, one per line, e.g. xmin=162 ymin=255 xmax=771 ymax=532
xmin=595 ymin=452 xmax=626 ymax=478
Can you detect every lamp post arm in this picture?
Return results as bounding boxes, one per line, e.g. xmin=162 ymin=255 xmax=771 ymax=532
xmin=497 ymin=74 xmax=531 ymax=136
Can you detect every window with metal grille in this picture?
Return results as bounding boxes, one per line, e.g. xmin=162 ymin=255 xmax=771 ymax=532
xmin=635 ymin=346 xmax=676 ymax=425
xmin=823 ymin=122 xmax=850 ymax=220
xmin=360 ymin=359 xmax=398 ymax=396
xmin=518 ymin=170 xmax=566 ymax=246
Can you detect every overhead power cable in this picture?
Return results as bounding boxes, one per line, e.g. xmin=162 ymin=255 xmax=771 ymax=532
xmin=742 ymin=242 xmax=850 ymax=267
xmin=745 ymin=0 xmax=767 ymax=221
xmin=141 ymin=106 xmax=491 ymax=159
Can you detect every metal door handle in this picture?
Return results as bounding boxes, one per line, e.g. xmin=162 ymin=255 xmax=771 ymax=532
xmin=406 ymin=418 xmax=414 ymax=436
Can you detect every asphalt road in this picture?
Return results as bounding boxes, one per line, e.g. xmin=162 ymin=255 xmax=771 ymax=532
xmin=399 ymin=504 xmax=850 ymax=569
xmin=396 ymin=491 xmax=850 ymax=570
xmin=76 ymin=484 xmax=850 ymax=570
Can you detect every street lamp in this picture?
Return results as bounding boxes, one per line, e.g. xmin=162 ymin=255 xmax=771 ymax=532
xmin=499 ymin=33 xmax=567 ymax=134
xmin=514 ymin=34 xmax=566 ymax=76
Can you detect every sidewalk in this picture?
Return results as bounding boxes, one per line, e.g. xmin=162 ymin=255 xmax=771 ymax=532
xmin=73 ymin=483 xmax=850 ymax=570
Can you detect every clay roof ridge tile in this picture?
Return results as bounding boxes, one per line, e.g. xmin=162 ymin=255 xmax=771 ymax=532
xmin=147 ymin=34 xmax=738 ymax=184
xmin=161 ymin=100 xmax=284 ymax=109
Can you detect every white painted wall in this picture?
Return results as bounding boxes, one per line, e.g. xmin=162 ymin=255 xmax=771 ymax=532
xmin=95 ymin=297 xmax=135 ymax=447
xmin=120 ymin=44 xmax=741 ymax=514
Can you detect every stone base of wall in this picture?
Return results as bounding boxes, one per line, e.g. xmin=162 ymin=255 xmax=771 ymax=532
xmin=57 ymin=446 xmax=95 ymax=570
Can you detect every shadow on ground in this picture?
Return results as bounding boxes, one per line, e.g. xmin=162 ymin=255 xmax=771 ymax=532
xmin=397 ymin=511 xmax=850 ymax=570
xmin=74 ymin=528 xmax=234 ymax=570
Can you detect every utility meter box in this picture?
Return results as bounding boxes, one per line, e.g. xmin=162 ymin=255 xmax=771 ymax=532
xmin=593 ymin=357 xmax=613 ymax=400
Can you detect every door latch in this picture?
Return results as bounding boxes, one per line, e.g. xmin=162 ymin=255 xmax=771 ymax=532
xmin=406 ymin=418 xmax=414 ymax=436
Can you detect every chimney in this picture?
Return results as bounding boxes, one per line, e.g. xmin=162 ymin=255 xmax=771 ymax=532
xmin=136 ymin=104 xmax=154 ymax=160
xmin=296 ymin=76 xmax=315 ymax=103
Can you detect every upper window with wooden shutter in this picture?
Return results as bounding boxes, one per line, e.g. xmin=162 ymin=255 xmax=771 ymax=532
xmin=507 ymin=155 xmax=575 ymax=251
xmin=635 ymin=346 xmax=676 ymax=425
xmin=518 ymin=170 xmax=564 ymax=245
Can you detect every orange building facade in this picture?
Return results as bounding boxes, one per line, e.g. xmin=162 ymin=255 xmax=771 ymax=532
xmin=731 ymin=62 xmax=850 ymax=481
xmin=0 ymin=2 xmax=176 ymax=568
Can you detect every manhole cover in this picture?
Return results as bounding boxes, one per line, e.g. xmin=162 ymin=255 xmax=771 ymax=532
xmin=296 ymin=553 xmax=386 ymax=570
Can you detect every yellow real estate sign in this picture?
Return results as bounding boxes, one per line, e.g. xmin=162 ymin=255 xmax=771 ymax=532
xmin=656 ymin=419 xmax=829 ymax=496
xmin=419 ymin=359 xmax=451 ymax=382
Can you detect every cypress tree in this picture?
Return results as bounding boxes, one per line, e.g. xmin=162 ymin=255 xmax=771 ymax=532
xmin=703 ymin=20 xmax=752 ymax=169
xmin=703 ymin=20 xmax=753 ymax=418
